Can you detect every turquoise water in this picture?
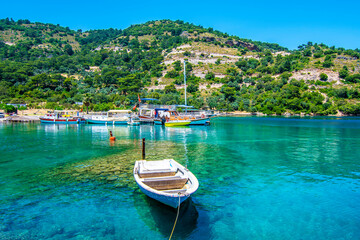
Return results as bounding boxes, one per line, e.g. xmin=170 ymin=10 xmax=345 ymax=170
xmin=0 ymin=117 xmax=360 ymax=240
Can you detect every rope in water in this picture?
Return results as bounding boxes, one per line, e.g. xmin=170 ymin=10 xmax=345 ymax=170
xmin=169 ymin=194 xmax=181 ymax=240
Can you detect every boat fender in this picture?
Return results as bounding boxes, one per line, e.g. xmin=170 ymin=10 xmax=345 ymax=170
xmin=109 ymin=131 xmax=116 ymax=141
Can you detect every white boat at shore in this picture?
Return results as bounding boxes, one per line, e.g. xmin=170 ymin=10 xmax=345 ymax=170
xmin=86 ymin=110 xmax=131 ymax=125
xmin=133 ymin=159 xmax=199 ymax=208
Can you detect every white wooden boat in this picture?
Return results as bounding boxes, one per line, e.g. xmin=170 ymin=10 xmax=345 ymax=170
xmin=86 ymin=110 xmax=131 ymax=125
xmin=133 ymin=159 xmax=199 ymax=208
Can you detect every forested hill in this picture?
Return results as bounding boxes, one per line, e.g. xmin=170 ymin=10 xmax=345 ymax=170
xmin=1 ymin=18 xmax=360 ymax=115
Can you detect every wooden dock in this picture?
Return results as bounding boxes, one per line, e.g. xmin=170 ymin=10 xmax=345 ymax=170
xmin=5 ymin=116 xmax=40 ymax=123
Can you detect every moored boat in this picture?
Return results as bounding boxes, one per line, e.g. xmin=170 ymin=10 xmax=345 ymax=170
xmin=189 ymin=117 xmax=210 ymax=126
xmin=86 ymin=110 xmax=131 ymax=125
xmin=128 ymin=116 xmax=141 ymax=126
xmin=165 ymin=120 xmax=191 ymax=127
xmin=163 ymin=109 xmax=210 ymax=126
xmin=133 ymin=159 xmax=199 ymax=208
xmin=40 ymin=111 xmax=85 ymax=124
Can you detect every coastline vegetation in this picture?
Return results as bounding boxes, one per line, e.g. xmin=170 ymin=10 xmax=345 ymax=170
xmin=1 ymin=18 xmax=360 ymax=115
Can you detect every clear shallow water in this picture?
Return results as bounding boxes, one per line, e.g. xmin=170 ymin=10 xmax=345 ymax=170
xmin=0 ymin=117 xmax=360 ymax=240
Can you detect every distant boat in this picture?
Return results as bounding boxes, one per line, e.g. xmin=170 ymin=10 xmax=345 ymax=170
xmin=40 ymin=111 xmax=85 ymax=124
xmin=164 ymin=109 xmax=210 ymax=126
xmin=164 ymin=120 xmax=191 ymax=127
xmin=138 ymin=106 xmax=171 ymax=124
xmin=86 ymin=110 xmax=131 ymax=125
xmin=133 ymin=159 xmax=199 ymax=208
xmin=138 ymin=106 xmax=155 ymax=123
xmin=188 ymin=117 xmax=210 ymax=126
xmin=138 ymin=104 xmax=210 ymax=125
xmin=128 ymin=117 xmax=141 ymax=126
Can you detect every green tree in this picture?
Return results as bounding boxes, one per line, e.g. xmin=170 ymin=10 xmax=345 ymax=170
xmin=221 ymin=85 xmax=236 ymax=101
xmin=173 ymin=61 xmax=182 ymax=71
xmin=345 ymin=74 xmax=360 ymax=84
xmin=320 ymin=73 xmax=328 ymax=81
xmin=187 ymin=83 xmax=198 ymax=93
xmin=339 ymin=66 xmax=349 ymax=79
xmin=205 ymin=72 xmax=215 ymax=80
xmin=4 ymin=105 xmax=16 ymax=113
xmin=322 ymin=55 xmax=333 ymax=68
xmin=64 ymin=44 xmax=74 ymax=55
xmin=164 ymin=84 xmax=177 ymax=93
xmin=83 ymin=94 xmax=92 ymax=114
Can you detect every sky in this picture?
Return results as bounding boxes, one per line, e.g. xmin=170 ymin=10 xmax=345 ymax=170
xmin=1 ymin=0 xmax=360 ymax=50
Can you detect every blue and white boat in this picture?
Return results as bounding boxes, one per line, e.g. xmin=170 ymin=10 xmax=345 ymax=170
xmin=189 ymin=117 xmax=210 ymax=126
xmin=128 ymin=116 xmax=141 ymax=126
xmin=86 ymin=110 xmax=131 ymax=125
xmin=133 ymin=159 xmax=199 ymax=208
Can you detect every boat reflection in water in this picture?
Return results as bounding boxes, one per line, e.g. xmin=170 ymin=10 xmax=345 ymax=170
xmin=133 ymin=191 xmax=198 ymax=239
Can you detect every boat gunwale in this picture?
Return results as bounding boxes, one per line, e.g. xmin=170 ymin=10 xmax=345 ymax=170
xmin=133 ymin=159 xmax=199 ymax=198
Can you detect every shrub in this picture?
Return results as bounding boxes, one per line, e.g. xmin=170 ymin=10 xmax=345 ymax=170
xmin=205 ymin=72 xmax=215 ymax=80
xmin=345 ymin=74 xmax=360 ymax=83
xmin=187 ymin=83 xmax=198 ymax=93
xmin=320 ymin=73 xmax=328 ymax=81
xmin=339 ymin=69 xmax=348 ymax=79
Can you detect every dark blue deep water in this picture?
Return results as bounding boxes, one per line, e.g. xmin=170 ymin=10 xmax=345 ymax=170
xmin=0 ymin=117 xmax=359 ymax=239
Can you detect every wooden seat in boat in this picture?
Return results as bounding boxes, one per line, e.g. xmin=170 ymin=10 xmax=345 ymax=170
xmin=139 ymin=170 xmax=176 ymax=178
xmin=138 ymin=160 xmax=177 ymax=178
xmin=142 ymin=176 xmax=188 ymax=190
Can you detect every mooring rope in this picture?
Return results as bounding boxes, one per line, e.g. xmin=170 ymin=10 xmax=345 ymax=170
xmin=169 ymin=193 xmax=181 ymax=240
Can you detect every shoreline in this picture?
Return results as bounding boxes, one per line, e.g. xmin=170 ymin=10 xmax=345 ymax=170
xmin=228 ymin=110 xmax=355 ymax=117
xmin=0 ymin=109 xmax=357 ymax=123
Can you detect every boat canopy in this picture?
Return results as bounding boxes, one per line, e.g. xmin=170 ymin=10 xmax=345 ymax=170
xmin=175 ymin=105 xmax=194 ymax=108
xmin=154 ymin=108 xmax=169 ymax=118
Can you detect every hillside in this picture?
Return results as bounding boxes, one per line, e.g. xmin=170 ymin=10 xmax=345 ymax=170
xmin=1 ymin=18 xmax=360 ymax=115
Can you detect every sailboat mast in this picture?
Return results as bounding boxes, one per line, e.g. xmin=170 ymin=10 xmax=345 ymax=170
xmin=184 ymin=60 xmax=187 ymax=113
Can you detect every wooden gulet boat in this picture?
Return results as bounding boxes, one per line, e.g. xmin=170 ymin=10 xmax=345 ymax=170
xmin=134 ymin=159 xmax=199 ymax=208
xmin=40 ymin=111 xmax=85 ymax=124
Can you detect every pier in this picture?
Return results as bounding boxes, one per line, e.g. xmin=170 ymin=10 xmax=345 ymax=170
xmin=4 ymin=116 xmax=40 ymax=123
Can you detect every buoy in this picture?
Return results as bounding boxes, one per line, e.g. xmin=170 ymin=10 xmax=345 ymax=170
xmin=201 ymin=114 xmax=205 ymax=118
xmin=109 ymin=131 xmax=116 ymax=141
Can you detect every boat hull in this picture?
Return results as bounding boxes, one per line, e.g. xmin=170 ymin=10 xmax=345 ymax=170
xmin=40 ymin=118 xmax=80 ymax=124
xmin=154 ymin=119 xmax=164 ymax=125
xmin=136 ymin=181 xmax=189 ymax=208
xmin=139 ymin=116 xmax=154 ymax=123
xmin=128 ymin=122 xmax=140 ymax=126
xmin=86 ymin=119 xmax=128 ymax=125
xmin=165 ymin=121 xmax=191 ymax=127
xmin=189 ymin=118 xmax=210 ymax=125
xmin=154 ymin=121 xmax=162 ymax=125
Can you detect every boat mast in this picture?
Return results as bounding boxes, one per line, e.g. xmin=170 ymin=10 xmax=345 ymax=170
xmin=184 ymin=60 xmax=187 ymax=114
